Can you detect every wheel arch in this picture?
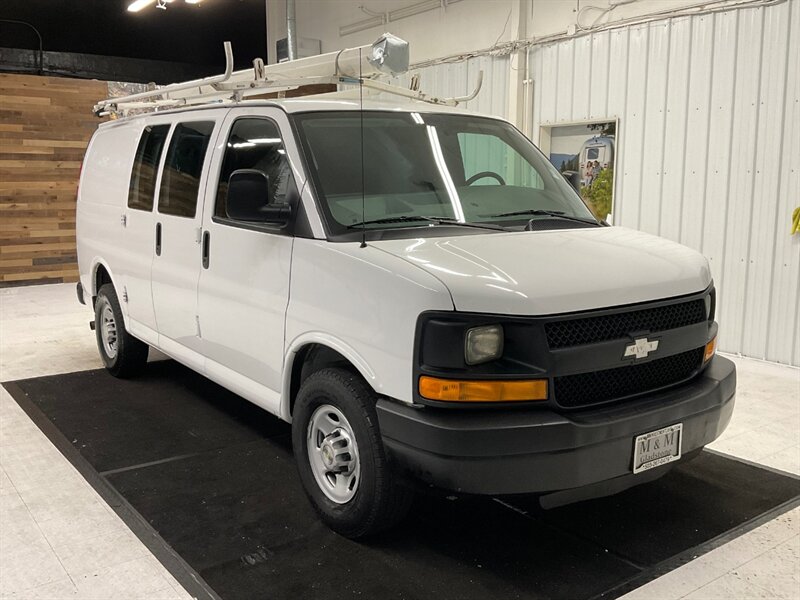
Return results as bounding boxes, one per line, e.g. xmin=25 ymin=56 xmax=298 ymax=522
xmin=89 ymin=260 xmax=132 ymax=329
xmin=91 ymin=258 xmax=116 ymax=299
xmin=281 ymin=334 xmax=377 ymax=422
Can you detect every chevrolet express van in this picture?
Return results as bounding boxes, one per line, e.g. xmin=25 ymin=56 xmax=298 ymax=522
xmin=76 ymin=98 xmax=736 ymax=538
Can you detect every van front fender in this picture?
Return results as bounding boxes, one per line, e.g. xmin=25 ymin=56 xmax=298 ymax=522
xmin=281 ymin=332 xmax=377 ymax=422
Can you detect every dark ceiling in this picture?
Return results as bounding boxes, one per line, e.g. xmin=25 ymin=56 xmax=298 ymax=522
xmin=0 ymin=0 xmax=267 ymax=70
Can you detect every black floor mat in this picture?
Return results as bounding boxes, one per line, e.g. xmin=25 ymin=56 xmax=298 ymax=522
xmin=5 ymin=361 xmax=799 ymax=600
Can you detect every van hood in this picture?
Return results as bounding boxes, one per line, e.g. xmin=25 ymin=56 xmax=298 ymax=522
xmin=370 ymin=226 xmax=711 ymax=315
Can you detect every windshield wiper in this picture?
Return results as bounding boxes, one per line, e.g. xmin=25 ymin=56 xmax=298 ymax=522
xmin=347 ymin=215 xmax=505 ymax=231
xmin=489 ymin=209 xmax=600 ymax=225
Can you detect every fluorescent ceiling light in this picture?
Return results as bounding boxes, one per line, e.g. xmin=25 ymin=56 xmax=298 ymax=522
xmin=339 ymin=16 xmax=384 ymax=37
xmin=128 ymin=0 xmax=156 ymax=12
xmin=388 ymin=0 xmax=442 ymax=22
xmin=129 ymin=0 xmax=198 ymax=12
xmin=247 ymin=138 xmax=282 ymax=144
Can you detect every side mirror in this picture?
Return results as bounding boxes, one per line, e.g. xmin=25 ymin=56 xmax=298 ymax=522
xmin=226 ymin=169 xmax=292 ymax=225
xmin=561 ymin=170 xmax=580 ymax=192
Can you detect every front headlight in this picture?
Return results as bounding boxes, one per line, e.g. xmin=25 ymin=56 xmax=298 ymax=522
xmin=464 ymin=324 xmax=504 ymax=365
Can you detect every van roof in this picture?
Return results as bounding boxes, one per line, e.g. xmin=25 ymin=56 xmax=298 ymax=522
xmin=98 ymin=96 xmax=504 ymax=127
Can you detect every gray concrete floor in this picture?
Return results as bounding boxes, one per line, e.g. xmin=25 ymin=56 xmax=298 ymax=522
xmin=1 ymin=283 xmax=798 ymax=599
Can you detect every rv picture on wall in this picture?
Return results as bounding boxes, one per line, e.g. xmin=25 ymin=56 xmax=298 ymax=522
xmin=549 ymin=121 xmax=616 ymax=222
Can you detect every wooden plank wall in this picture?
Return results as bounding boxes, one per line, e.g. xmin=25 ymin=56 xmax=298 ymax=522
xmin=0 ymin=74 xmax=107 ymax=287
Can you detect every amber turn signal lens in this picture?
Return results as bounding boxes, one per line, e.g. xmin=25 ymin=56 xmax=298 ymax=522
xmin=704 ymin=337 xmax=717 ymax=362
xmin=419 ymin=376 xmax=548 ymax=402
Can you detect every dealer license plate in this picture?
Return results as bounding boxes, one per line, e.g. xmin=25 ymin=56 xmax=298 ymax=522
xmin=632 ymin=423 xmax=683 ymax=474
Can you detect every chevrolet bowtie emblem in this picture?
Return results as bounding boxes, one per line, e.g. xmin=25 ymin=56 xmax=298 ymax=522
xmin=624 ymin=337 xmax=659 ymax=360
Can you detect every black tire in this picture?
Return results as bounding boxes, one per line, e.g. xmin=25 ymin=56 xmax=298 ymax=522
xmin=292 ymin=367 xmax=414 ymax=538
xmin=94 ymin=284 xmax=148 ymax=378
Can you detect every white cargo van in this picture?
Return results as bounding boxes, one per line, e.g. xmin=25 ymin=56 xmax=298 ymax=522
xmin=76 ymin=40 xmax=735 ymax=538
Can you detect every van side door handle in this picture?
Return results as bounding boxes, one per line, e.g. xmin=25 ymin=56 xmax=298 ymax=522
xmin=155 ymin=222 xmax=162 ymax=256
xmin=202 ymin=230 xmax=210 ymax=269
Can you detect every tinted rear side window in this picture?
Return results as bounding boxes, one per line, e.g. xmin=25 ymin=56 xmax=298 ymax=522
xmin=128 ymin=124 xmax=169 ymax=211
xmin=158 ymin=121 xmax=215 ymax=218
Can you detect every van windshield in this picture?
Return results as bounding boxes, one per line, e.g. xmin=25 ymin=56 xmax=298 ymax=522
xmin=293 ymin=111 xmax=597 ymax=236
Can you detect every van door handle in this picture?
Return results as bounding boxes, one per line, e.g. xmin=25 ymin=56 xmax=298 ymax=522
xmin=202 ymin=230 xmax=210 ymax=269
xmin=155 ymin=222 xmax=162 ymax=256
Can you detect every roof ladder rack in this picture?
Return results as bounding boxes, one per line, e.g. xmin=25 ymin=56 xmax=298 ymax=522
xmin=93 ymin=33 xmax=483 ymax=118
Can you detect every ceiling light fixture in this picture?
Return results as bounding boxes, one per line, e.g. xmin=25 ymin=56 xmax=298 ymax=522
xmin=128 ymin=0 xmax=202 ymax=12
xmin=128 ymin=0 xmax=156 ymax=12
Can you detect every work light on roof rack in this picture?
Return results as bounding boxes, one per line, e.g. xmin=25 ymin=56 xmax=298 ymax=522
xmin=92 ymin=33 xmax=483 ymax=118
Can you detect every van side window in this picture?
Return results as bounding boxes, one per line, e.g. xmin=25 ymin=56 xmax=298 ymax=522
xmin=128 ymin=124 xmax=170 ymax=211
xmin=158 ymin=121 xmax=215 ymax=218
xmin=215 ymin=118 xmax=294 ymax=218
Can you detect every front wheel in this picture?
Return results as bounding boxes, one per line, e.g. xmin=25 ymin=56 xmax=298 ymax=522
xmin=292 ymin=368 xmax=414 ymax=538
xmin=94 ymin=284 xmax=148 ymax=378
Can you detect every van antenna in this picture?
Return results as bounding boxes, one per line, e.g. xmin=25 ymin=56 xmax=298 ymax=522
xmin=359 ymin=47 xmax=367 ymax=249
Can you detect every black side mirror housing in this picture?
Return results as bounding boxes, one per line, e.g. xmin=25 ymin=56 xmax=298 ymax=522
xmin=226 ymin=169 xmax=292 ymax=225
xmin=561 ymin=170 xmax=581 ymax=192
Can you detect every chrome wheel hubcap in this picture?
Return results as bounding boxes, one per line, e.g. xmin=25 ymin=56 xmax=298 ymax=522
xmin=100 ymin=303 xmax=118 ymax=360
xmin=307 ymin=405 xmax=360 ymax=504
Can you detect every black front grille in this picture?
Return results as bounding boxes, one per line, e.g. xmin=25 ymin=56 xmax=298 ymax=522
xmin=545 ymin=299 xmax=707 ymax=349
xmin=554 ymin=347 xmax=705 ymax=408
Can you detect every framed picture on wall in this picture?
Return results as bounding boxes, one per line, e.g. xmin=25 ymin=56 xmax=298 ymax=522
xmin=544 ymin=120 xmax=617 ymax=223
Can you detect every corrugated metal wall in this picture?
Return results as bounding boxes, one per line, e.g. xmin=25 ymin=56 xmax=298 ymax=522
xmin=400 ymin=54 xmax=511 ymax=119
xmin=530 ymin=1 xmax=800 ymax=366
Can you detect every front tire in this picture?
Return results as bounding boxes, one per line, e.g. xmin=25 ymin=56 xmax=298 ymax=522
xmin=94 ymin=284 xmax=148 ymax=378
xmin=292 ymin=368 xmax=413 ymax=538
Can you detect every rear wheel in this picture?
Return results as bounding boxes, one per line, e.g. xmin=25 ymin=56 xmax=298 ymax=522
xmin=94 ymin=284 xmax=148 ymax=378
xmin=292 ymin=368 xmax=414 ymax=538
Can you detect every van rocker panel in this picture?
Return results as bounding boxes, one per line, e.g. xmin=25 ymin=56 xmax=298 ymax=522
xmin=376 ymin=355 xmax=736 ymax=495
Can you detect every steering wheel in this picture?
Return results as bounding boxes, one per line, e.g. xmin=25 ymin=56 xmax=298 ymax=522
xmin=466 ymin=171 xmax=506 ymax=186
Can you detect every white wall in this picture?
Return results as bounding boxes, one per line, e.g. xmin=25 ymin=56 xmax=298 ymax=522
xmin=530 ymin=0 xmax=800 ymax=366
xmin=393 ymin=54 xmax=511 ymax=118
xmin=271 ymin=0 xmax=515 ymax=63
xmin=270 ymin=0 xmax=734 ymax=64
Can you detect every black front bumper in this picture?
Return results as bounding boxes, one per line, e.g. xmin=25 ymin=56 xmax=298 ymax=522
xmin=377 ymin=356 xmax=736 ymax=496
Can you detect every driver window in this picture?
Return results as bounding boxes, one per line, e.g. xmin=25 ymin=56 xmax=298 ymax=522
xmin=215 ymin=118 xmax=294 ymax=218
xmin=457 ymin=132 xmax=544 ymax=189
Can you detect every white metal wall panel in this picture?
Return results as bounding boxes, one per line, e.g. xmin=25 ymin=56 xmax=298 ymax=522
xmin=744 ymin=4 xmax=794 ymax=360
xmin=531 ymin=1 xmax=800 ymax=366
xmin=539 ymin=44 xmax=560 ymax=125
xmin=678 ymin=14 xmax=714 ymax=254
xmin=658 ymin=16 xmax=693 ymax=242
xmin=640 ymin=21 xmax=671 ymax=234
xmin=607 ymin=29 xmax=630 ymax=118
xmin=769 ymin=0 xmax=800 ymax=365
xmin=719 ymin=8 xmax=765 ymax=361
xmin=589 ymin=30 xmax=611 ymax=120
xmin=620 ymin=24 xmax=650 ymax=226
xmin=607 ymin=29 xmax=631 ymax=213
xmin=701 ymin=9 xmax=738 ymax=283
xmin=556 ymin=43 xmax=576 ymax=122
xmin=572 ymin=35 xmax=593 ymax=122
xmin=399 ymin=55 xmax=510 ymax=119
